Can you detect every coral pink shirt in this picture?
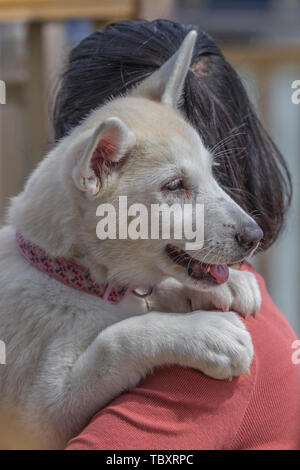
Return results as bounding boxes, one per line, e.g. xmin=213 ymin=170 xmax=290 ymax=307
xmin=67 ymin=264 xmax=300 ymax=450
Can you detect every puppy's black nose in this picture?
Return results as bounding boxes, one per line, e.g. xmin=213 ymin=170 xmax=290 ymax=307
xmin=235 ymin=223 xmax=263 ymax=251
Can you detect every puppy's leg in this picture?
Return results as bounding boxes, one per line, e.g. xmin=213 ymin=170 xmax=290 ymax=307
xmin=52 ymin=309 xmax=253 ymax=440
xmin=190 ymin=269 xmax=261 ymax=318
xmin=153 ymin=269 xmax=261 ymax=318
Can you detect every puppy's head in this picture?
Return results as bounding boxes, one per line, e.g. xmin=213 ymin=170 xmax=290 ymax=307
xmin=71 ymin=31 xmax=263 ymax=289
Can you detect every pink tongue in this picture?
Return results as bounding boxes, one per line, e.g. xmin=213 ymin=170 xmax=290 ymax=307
xmin=209 ymin=264 xmax=229 ymax=284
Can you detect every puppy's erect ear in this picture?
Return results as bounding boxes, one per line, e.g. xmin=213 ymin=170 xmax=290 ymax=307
xmin=132 ymin=30 xmax=197 ymax=108
xmin=73 ymin=117 xmax=135 ymax=197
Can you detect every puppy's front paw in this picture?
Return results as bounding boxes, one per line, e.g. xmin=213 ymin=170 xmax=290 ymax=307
xmin=189 ymin=269 xmax=261 ymax=319
xmin=229 ymin=270 xmax=261 ymax=318
xmin=211 ymin=270 xmax=261 ymax=318
xmin=187 ymin=311 xmax=254 ymax=380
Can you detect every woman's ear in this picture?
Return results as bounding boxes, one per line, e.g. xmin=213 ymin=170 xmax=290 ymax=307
xmin=72 ymin=117 xmax=136 ymax=197
xmin=132 ymin=30 xmax=197 ymax=108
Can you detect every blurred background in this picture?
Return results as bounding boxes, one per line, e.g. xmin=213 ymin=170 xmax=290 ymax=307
xmin=0 ymin=0 xmax=299 ymax=336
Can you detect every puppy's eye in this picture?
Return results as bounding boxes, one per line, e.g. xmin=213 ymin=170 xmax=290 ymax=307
xmin=163 ymin=178 xmax=184 ymax=191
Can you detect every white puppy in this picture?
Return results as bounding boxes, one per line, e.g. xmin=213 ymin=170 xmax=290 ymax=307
xmin=0 ymin=32 xmax=262 ymax=448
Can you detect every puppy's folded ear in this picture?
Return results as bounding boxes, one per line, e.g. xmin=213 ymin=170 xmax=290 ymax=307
xmin=73 ymin=117 xmax=135 ymax=197
xmin=132 ymin=30 xmax=197 ymax=108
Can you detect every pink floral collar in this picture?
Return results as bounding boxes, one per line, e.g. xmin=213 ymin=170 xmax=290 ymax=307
xmin=16 ymin=232 xmax=132 ymax=305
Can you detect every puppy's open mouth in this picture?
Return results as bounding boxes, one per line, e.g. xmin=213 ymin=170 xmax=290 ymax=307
xmin=165 ymin=244 xmax=229 ymax=285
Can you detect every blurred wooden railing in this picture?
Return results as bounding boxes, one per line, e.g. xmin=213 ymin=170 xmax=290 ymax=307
xmin=0 ymin=0 xmax=137 ymax=22
xmin=0 ymin=0 xmax=143 ymax=222
xmin=0 ymin=0 xmax=177 ymax=222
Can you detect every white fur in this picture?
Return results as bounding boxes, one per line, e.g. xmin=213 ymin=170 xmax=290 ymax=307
xmin=0 ymin=32 xmax=260 ymax=448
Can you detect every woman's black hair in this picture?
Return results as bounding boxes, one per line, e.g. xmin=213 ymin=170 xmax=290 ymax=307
xmin=53 ymin=19 xmax=292 ymax=251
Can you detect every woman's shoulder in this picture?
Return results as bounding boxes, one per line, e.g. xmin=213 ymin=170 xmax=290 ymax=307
xmin=233 ymin=262 xmax=300 ymax=449
xmin=242 ymin=261 xmax=298 ymax=351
